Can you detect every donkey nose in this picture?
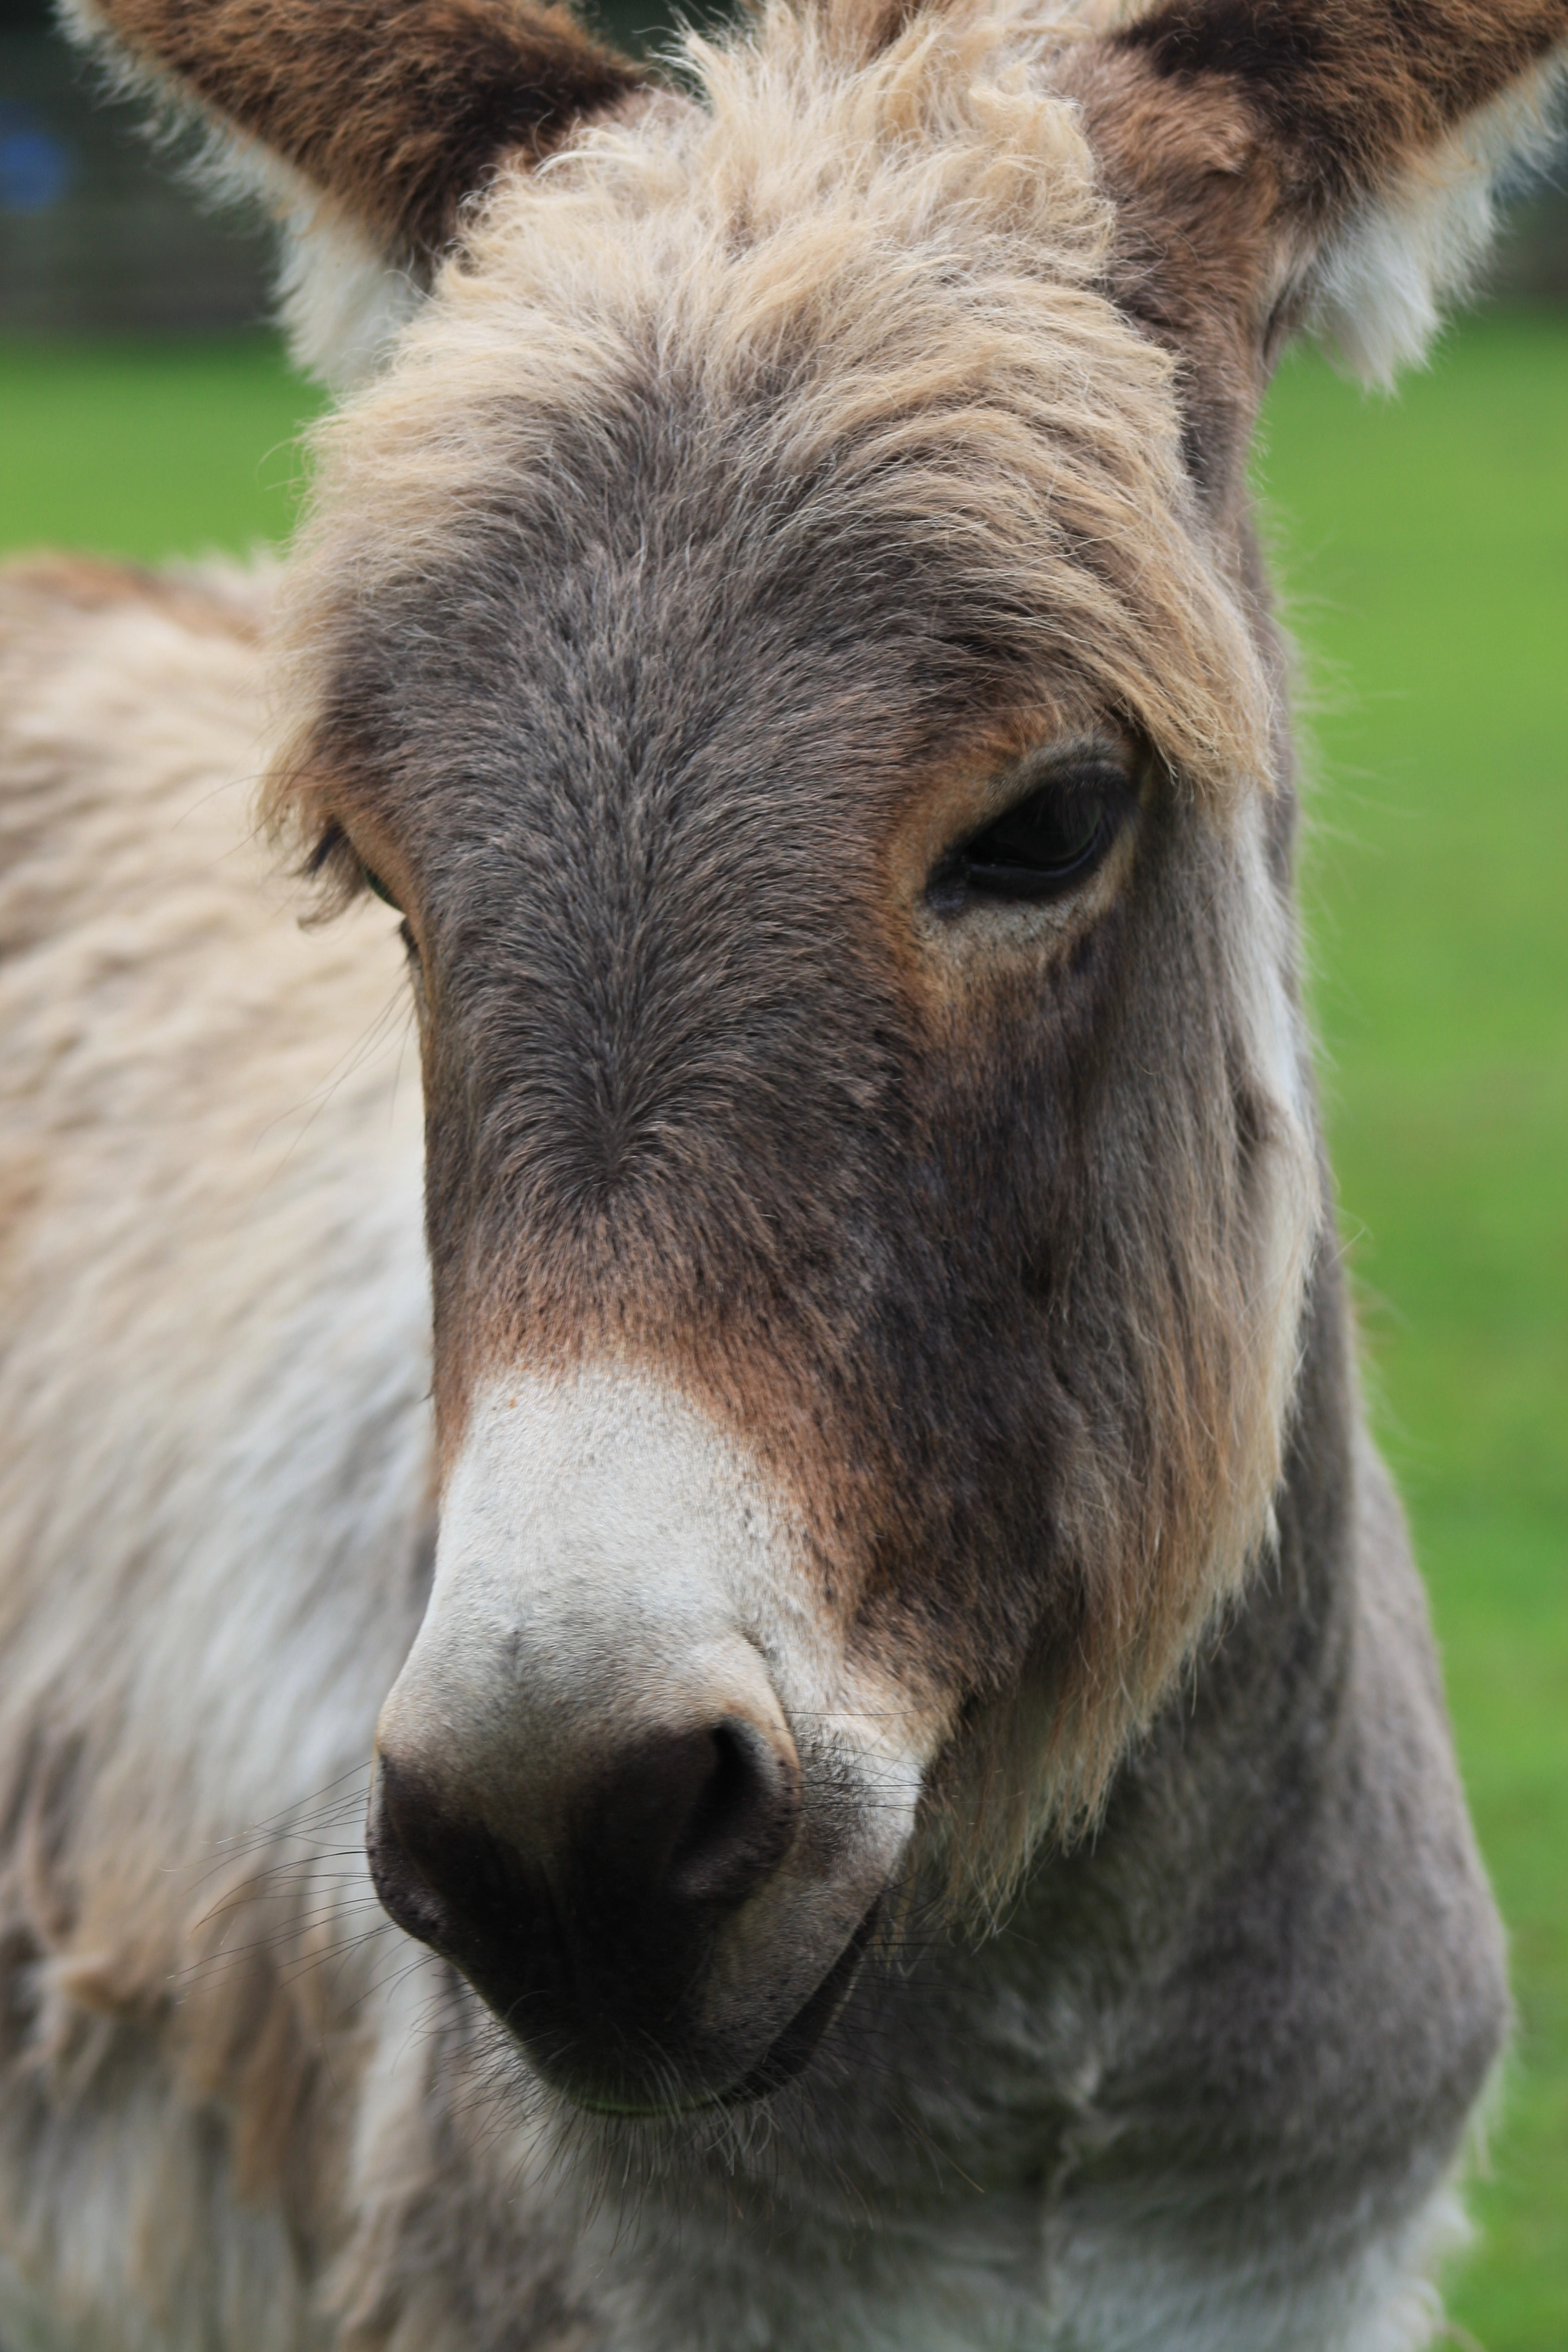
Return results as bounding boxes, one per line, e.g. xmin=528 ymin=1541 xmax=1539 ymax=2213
xmin=368 ymin=1710 xmax=802 ymax=2035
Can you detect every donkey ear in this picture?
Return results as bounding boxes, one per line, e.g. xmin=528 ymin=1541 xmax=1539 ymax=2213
xmin=1070 ymin=0 xmax=1567 ymax=429
xmin=64 ymin=0 xmax=647 ymax=381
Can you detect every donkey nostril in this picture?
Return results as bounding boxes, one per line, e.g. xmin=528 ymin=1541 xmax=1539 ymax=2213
xmin=594 ymin=1715 xmax=800 ymax=1919
xmin=665 ymin=1718 xmax=800 ymax=1910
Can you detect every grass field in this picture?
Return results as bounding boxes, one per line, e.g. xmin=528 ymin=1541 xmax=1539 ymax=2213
xmin=2 ymin=315 xmax=1565 ymax=2344
xmin=1259 ymin=316 xmax=1568 ymax=2347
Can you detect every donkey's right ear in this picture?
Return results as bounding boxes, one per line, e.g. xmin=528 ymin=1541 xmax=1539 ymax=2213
xmin=1064 ymin=0 xmax=1567 ymax=490
xmin=63 ymin=0 xmax=648 ymax=382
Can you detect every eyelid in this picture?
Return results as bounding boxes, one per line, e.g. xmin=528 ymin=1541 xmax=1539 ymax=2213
xmin=956 ymin=742 xmax=1135 ymax=854
xmin=989 ymin=741 xmax=1135 ymax=804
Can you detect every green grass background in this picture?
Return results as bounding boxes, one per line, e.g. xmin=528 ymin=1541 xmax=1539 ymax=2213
xmin=2 ymin=315 xmax=1564 ymax=2344
xmin=1260 ymin=315 xmax=1568 ymax=2348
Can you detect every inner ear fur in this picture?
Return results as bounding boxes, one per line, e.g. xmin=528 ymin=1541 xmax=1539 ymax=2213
xmin=65 ymin=0 xmax=647 ymax=265
xmin=1064 ymin=0 xmax=1568 ymax=468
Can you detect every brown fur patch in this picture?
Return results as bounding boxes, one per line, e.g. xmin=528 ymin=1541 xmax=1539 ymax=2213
xmin=74 ymin=0 xmax=646 ymax=260
xmin=1117 ymin=0 xmax=1568 ymax=214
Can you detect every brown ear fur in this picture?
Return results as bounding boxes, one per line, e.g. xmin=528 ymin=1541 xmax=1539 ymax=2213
xmin=1062 ymin=0 xmax=1568 ymax=482
xmin=1115 ymin=0 xmax=1568 ymax=220
xmin=69 ymin=0 xmax=646 ymax=260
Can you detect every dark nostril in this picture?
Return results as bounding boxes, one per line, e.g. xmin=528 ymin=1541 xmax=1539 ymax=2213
xmin=368 ymin=1752 xmax=479 ymax=1959
xmin=667 ymin=1718 xmax=800 ymax=1910
xmin=595 ymin=1715 xmax=800 ymax=1919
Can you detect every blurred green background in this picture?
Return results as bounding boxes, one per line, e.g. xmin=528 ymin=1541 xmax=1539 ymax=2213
xmin=2 ymin=0 xmax=1565 ymax=2342
xmin=1263 ymin=319 xmax=1568 ymax=2348
xmin=1263 ymin=319 xmax=1567 ymax=2347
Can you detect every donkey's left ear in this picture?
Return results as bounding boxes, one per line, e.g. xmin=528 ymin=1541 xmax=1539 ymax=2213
xmin=1067 ymin=0 xmax=1567 ymax=462
xmin=64 ymin=0 xmax=648 ymax=381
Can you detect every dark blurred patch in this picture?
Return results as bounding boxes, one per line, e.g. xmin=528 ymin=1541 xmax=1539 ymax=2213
xmin=0 ymin=0 xmax=1563 ymax=334
xmin=0 ymin=100 xmax=73 ymax=209
xmin=0 ymin=13 xmax=276 ymax=332
xmin=1494 ymin=180 xmax=1568 ymax=303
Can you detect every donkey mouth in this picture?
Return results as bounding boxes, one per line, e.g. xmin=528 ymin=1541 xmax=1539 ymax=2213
xmin=719 ymin=1893 xmax=883 ymax=2106
xmin=578 ymin=1897 xmax=884 ymax=2118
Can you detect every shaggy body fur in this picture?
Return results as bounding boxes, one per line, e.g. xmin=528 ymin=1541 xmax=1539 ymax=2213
xmin=1 ymin=0 xmax=1559 ymax=2343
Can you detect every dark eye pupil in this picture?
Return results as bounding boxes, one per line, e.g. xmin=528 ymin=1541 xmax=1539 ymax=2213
xmin=949 ymin=772 xmax=1122 ymax=905
xmin=362 ymin=861 xmax=400 ymax=910
xmin=975 ymin=793 xmax=1102 ymax=875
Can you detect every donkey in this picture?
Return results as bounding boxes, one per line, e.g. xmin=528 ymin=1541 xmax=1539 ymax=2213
xmin=0 ymin=0 xmax=1559 ymax=2344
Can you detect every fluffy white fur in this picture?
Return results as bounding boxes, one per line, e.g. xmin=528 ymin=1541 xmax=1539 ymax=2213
xmin=0 ymin=564 xmax=430 ymax=2352
xmin=1311 ymin=58 xmax=1568 ymax=384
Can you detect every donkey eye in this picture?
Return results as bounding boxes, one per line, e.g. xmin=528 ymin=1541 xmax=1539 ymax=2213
xmin=933 ymin=761 xmax=1131 ymax=910
xmin=362 ymin=861 xmax=402 ymax=910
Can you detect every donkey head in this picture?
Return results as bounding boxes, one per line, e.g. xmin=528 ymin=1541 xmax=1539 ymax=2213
xmin=77 ymin=0 xmax=1566 ymax=2115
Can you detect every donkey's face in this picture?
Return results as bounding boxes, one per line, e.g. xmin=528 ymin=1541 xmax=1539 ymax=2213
xmin=281 ymin=28 xmax=1320 ymax=2110
xmin=80 ymin=0 xmax=1566 ymax=2114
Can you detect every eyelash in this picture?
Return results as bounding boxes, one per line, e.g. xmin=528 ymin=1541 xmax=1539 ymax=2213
xmin=305 ymin=822 xmax=420 ymax=963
